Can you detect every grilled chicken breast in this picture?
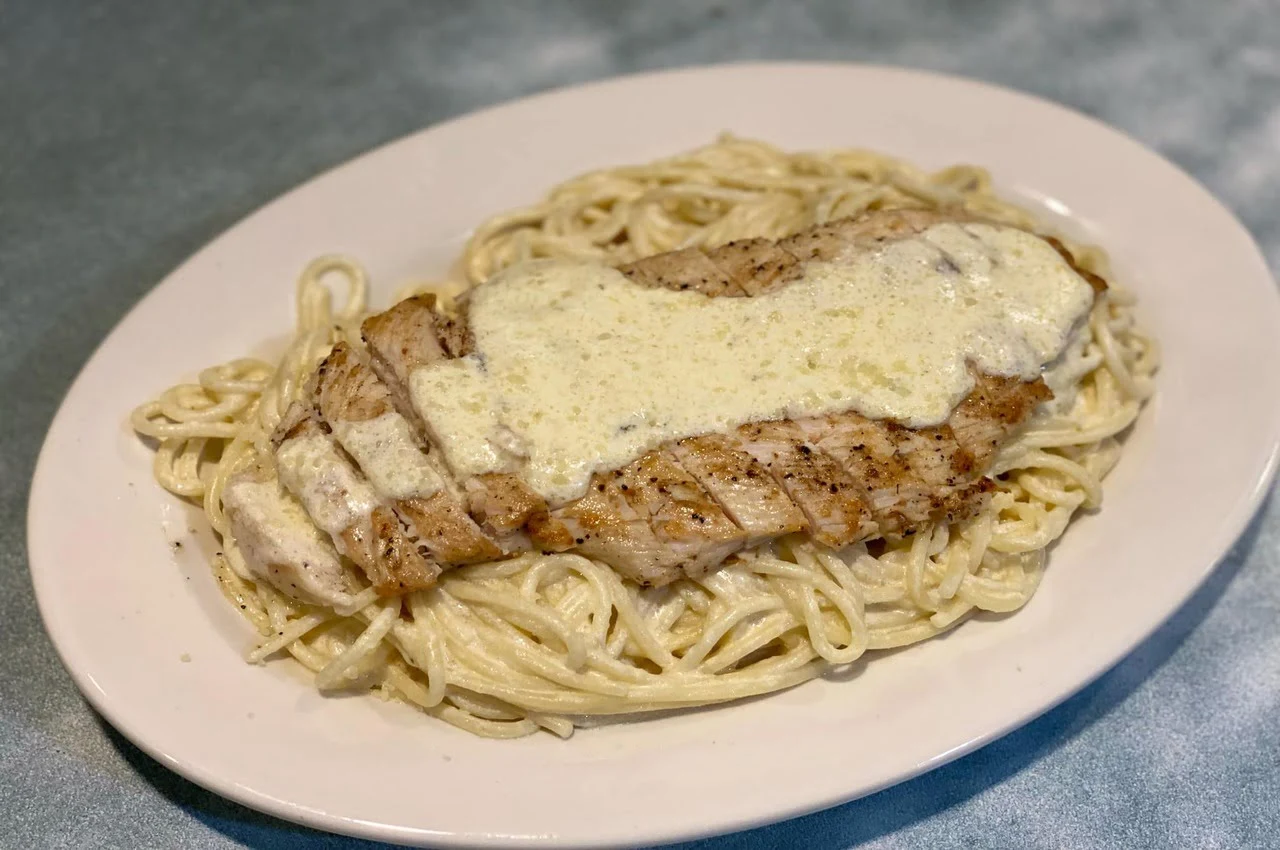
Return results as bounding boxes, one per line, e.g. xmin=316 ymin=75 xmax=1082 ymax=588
xmin=228 ymin=209 xmax=1101 ymax=599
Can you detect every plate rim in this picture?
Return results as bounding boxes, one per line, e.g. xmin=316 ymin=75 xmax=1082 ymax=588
xmin=27 ymin=60 xmax=1280 ymax=848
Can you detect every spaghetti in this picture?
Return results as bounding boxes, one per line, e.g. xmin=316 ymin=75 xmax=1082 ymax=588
xmin=131 ymin=136 xmax=1157 ymax=738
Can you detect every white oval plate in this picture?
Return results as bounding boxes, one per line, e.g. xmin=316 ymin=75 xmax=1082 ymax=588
xmin=29 ymin=63 xmax=1280 ymax=848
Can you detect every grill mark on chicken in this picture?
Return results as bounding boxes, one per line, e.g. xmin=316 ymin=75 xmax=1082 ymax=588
xmin=361 ymin=294 xmax=447 ymax=436
xmin=434 ymin=300 xmax=475 ymax=358
xmin=618 ymin=247 xmax=744 ymax=296
xmin=613 ymin=448 xmax=747 ymax=578
xmin=669 ymin=434 xmax=809 ymax=545
xmin=464 ymin=472 xmax=546 ymax=537
xmin=779 ymin=221 xmax=866 ymax=262
xmin=797 ymin=410 xmax=981 ymax=536
xmin=314 ymin=341 xmax=395 ymax=423
xmin=736 ymin=419 xmax=876 ymax=547
xmin=530 ymin=472 xmax=684 ymax=586
xmin=704 ymin=238 xmax=802 ymax=295
xmin=395 ymin=492 xmax=503 ymax=564
xmin=347 ymin=505 xmax=444 ymax=594
xmin=949 ymin=373 xmax=1054 ymax=468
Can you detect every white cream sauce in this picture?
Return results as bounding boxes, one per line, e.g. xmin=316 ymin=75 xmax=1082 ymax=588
xmin=1037 ymin=322 xmax=1104 ymax=419
xmin=410 ymin=222 xmax=1096 ymax=503
xmin=332 ymin=412 xmax=444 ymax=502
xmin=275 ymin=434 xmax=379 ymax=534
xmin=409 ymin=358 xmax=521 ymax=478
xmin=222 ymin=477 xmax=354 ymax=607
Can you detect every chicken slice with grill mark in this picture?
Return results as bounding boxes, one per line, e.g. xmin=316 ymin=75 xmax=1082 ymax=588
xmin=360 ymin=294 xmax=448 ymax=435
xmin=357 ymin=506 xmax=445 ymax=595
xmin=618 ymin=248 xmax=744 ymax=296
xmin=528 ymin=473 xmax=684 ymax=587
xmin=315 ymin=341 xmax=400 ymax=424
xmin=314 ymin=342 xmax=500 ymax=567
xmin=949 ymin=373 xmax=1054 ymax=468
xmin=735 ymin=419 xmax=875 ymax=547
xmin=271 ymin=401 xmax=440 ymax=596
xmin=669 ymin=434 xmax=808 ymax=545
xmin=704 ymin=238 xmax=802 ymax=295
xmin=395 ymin=492 xmax=503 ymax=564
xmin=836 ymin=207 xmax=962 ymax=247
xmin=464 ymin=472 xmax=545 ymax=538
xmin=362 ymin=296 xmax=546 ymax=545
xmin=612 ymin=448 xmax=747 ymax=578
xmin=797 ymin=412 xmax=980 ymax=536
xmin=777 ymin=220 xmax=865 ymax=263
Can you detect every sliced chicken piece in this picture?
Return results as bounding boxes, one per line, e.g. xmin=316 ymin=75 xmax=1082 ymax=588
xmin=798 ymin=413 xmax=976 ymax=535
xmin=949 ymin=373 xmax=1053 ymax=468
xmin=362 ymin=299 xmax=545 ymax=545
xmin=796 ymin=413 xmax=912 ymax=534
xmin=778 ymin=221 xmax=862 ymax=263
xmin=355 ymin=506 xmax=444 ymax=594
xmin=703 ymin=237 xmax=801 ymax=295
xmin=314 ymin=340 xmax=397 ymax=423
xmin=837 ymin=207 xmax=965 ymax=246
xmin=523 ymin=509 xmax=576 ymax=553
xmin=617 ymin=248 xmax=743 ymax=296
xmin=272 ymin=401 xmax=440 ymax=596
xmin=613 ymin=448 xmax=747 ymax=578
xmin=314 ymin=342 xmax=501 ymax=567
xmin=395 ymin=492 xmax=503 ymax=564
xmin=880 ymin=422 xmax=988 ymax=530
xmin=222 ymin=464 xmax=356 ymax=608
xmin=529 ymin=473 xmax=684 ymax=587
xmin=464 ymin=472 xmax=545 ymax=538
xmin=361 ymin=294 xmax=448 ymax=432
xmin=669 ymin=433 xmax=808 ymax=545
xmin=735 ymin=419 xmax=874 ymax=547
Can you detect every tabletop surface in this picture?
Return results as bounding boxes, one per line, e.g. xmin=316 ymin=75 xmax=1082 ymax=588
xmin=4 ymin=2 xmax=1279 ymax=848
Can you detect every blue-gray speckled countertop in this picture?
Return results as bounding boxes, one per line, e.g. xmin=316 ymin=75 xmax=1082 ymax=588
xmin=3 ymin=2 xmax=1279 ymax=848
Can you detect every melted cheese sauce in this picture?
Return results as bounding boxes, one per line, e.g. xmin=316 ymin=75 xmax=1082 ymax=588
xmin=276 ymin=434 xmax=379 ymax=534
xmin=332 ymin=412 xmax=444 ymax=501
xmin=410 ymin=222 xmax=1095 ymax=503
